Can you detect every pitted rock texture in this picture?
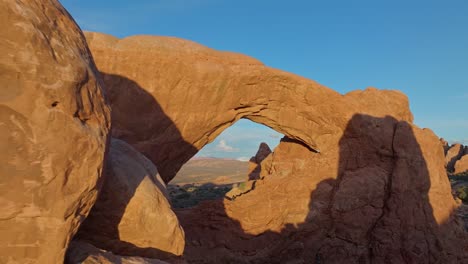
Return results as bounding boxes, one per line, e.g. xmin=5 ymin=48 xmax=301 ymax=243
xmin=0 ymin=1 xmax=110 ymax=263
xmin=247 ymin=142 xmax=272 ymax=180
xmin=75 ymin=138 xmax=185 ymax=259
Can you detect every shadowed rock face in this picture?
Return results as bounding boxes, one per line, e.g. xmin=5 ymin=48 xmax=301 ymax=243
xmin=0 ymin=1 xmax=110 ymax=263
xmin=84 ymin=32 xmax=413 ymax=183
xmin=248 ymin=142 xmax=272 ymax=180
xmin=180 ymin=115 xmax=467 ymax=263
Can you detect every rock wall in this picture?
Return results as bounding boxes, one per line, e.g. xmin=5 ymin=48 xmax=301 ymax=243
xmin=0 ymin=1 xmax=110 ymax=263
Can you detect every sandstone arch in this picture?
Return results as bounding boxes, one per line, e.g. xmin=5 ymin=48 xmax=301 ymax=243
xmin=84 ymin=32 xmax=467 ymax=263
xmin=3 ymin=1 xmax=466 ymax=263
xmin=85 ymin=32 xmax=412 ymax=183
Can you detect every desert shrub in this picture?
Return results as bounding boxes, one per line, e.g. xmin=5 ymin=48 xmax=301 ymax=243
xmin=175 ymin=192 xmax=191 ymax=199
xmin=237 ymin=182 xmax=246 ymax=191
xmin=457 ymin=186 xmax=468 ymax=203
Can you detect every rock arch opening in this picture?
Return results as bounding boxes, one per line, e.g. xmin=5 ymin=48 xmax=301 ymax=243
xmin=168 ymin=119 xmax=284 ymax=208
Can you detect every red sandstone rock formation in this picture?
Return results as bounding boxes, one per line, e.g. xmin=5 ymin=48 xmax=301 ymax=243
xmin=2 ymin=1 xmax=466 ymax=262
xmin=86 ymin=32 xmax=407 ymax=184
xmin=446 ymin=144 xmax=465 ymax=172
xmin=75 ymin=139 xmax=185 ymax=259
xmin=247 ymin=142 xmax=272 ymax=180
xmin=440 ymin=138 xmax=450 ymax=155
xmin=455 ymin=155 xmax=468 ymax=174
xmin=85 ymin=32 xmax=467 ymax=263
xmin=0 ymin=1 xmax=111 ymax=263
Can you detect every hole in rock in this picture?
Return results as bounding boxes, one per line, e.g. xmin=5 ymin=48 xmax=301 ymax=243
xmin=168 ymin=119 xmax=283 ymax=208
xmin=51 ymin=101 xmax=59 ymax=107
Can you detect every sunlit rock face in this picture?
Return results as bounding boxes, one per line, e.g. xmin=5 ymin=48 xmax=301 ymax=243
xmin=75 ymin=138 xmax=185 ymax=259
xmin=86 ymin=32 xmax=467 ymax=263
xmin=455 ymin=155 xmax=468 ymax=174
xmin=0 ymin=1 xmax=110 ymax=263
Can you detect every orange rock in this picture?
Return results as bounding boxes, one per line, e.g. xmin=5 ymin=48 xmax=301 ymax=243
xmin=86 ymin=32 xmax=415 ymax=183
xmin=455 ymin=155 xmax=468 ymax=174
xmin=446 ymin=144 xmax=465 ymax=172
xmin=440 ymin=138 xmax=450 ymax=155
xmin=84 ymin=32 xmax=466 ymax=262
xmin=0 ymin=1 xmax=110 ymax=263
xmin=75 ymin=139 xmax=185 ymax=259
xmin=247 ymin=142 xmax=272 ymax=180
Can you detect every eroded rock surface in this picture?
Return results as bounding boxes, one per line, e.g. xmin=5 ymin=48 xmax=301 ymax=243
xmin=181 ymin=115 xmax=467 ymax=264
xmin=84 ymin=31 xmax=467 ymax=263
xmin=86 ymin=32 xmax=415 ymax=183
xmin=75 ymin=138 xmax=185 ymax=259
xmin=0 ymin=1 xmax=110 ymax=263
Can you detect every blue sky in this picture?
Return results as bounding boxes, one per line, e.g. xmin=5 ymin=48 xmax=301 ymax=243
xmin=60 ymin=0 xmax=468 ymax=158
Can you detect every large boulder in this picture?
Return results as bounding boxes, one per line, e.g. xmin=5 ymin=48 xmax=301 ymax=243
xmin=0 ymin=1 xmax=110 ymax=263
xmin=446 ymin=144 xmax=465 ymax=172
xmin=75 ymin=138 xmax=185 ymax=259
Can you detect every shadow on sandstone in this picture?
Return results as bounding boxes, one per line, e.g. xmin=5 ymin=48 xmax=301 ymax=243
xmin=99 ymin=73 xmax=199 ymax=183
xmin=68 ymin=74 xmax=197 ymax=262
xmin=67 ymin=74 xmax=467 ymax=263
xmin=177 ymin=114 xmax=468 ymax=263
